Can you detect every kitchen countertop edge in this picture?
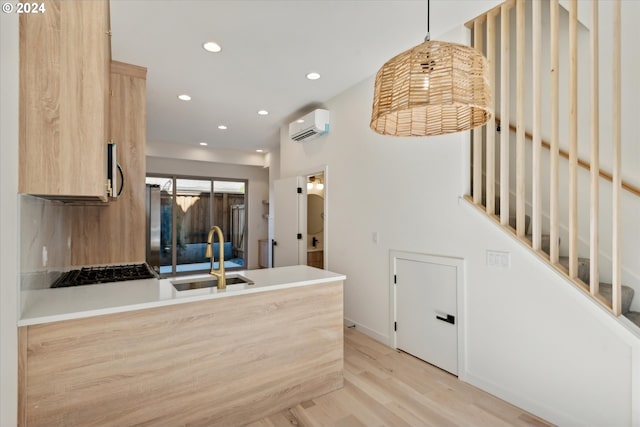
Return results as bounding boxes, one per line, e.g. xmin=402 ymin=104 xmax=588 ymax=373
xmin=19 ymin=265 xmax=346 ymax=327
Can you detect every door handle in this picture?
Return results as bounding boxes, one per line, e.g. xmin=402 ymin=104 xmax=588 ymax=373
xmin=436 ymin=314 xmax=455 ymax=325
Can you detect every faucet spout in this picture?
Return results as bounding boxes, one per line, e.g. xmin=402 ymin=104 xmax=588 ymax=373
xmin=205 ymin=226 xmax=226 ymax=289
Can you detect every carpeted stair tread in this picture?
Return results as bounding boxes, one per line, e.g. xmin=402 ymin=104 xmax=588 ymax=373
xmin=624 ymin=311 xmax=640 ymax=328
xmin=599 ymin=283 xmax=635 ymax=315
xmin=558 ymin=256 xmax=591 ymax=283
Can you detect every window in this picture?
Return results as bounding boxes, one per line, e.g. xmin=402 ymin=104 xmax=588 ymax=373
xmin=146 ymin=175 xmax=247 ymax=275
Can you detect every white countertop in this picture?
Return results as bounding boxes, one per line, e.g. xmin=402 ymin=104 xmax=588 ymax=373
xmin=19 ymin=265 xmax=346 ymax=326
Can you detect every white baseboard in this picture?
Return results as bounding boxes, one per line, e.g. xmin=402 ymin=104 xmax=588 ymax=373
xmin=343 ymin=317 xmax=389 ymax=345
xmin=462 ymin=371 xmax=579 ymax=427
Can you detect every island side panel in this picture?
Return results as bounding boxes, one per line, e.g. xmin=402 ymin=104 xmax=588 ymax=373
xmin=20 ymin=281 xmax=344 ymax=427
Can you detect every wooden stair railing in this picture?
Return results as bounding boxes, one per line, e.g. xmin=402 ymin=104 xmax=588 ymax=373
xmin=493 ymin=119 xmax=640 ymax=199
xmin=466 ymin=0 xmax=627 ymax=317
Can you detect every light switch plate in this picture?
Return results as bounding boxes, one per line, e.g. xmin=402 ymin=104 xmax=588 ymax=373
xmin=487 ymin=250 xmax=510 ymax=268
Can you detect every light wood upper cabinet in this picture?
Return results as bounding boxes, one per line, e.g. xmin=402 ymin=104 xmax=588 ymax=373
xmin=71 ymin=62 xmax=147 ymax=266
xmin=19 ymin=0 xmax=111 ymax=201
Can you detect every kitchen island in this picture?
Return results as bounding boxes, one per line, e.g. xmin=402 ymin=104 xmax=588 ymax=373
xmin=18 ymin=265 xmax=345 ymax=427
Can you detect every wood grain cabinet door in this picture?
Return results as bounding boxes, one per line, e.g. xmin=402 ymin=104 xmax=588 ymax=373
xmin=19 ymin=0 xmax=111 ymax=201
xmin=70 ymin=62 xmax=147 ymax=266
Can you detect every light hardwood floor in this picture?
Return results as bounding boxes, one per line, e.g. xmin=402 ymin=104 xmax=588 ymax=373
xmin=247 ymin=327 xmax=552 ymax=427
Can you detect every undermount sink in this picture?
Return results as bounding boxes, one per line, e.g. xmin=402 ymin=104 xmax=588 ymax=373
xmin=171 ymin=274 xmax=254 ymax=292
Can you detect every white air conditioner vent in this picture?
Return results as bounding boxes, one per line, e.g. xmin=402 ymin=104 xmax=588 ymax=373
xmin=289 ymin=109 xmax=330 ymax=142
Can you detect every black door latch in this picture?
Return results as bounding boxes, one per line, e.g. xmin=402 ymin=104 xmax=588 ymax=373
xmin=436 ymin=314 xmax=455 ymax=325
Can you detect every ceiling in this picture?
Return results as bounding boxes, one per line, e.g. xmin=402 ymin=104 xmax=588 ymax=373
xmin=110 ymin=0 xmax=498 ymax=155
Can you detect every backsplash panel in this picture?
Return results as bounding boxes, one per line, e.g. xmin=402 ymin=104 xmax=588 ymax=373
xmin=20 ymin=195 xmax=71 ymax=290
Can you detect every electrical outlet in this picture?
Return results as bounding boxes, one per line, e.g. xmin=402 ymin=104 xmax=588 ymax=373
xmin=372 ymin=231 xmax=379 ymax=243
xmin=42 ymin=246 xmax=48 ymax=268
xmin=487 ymin=250 xmax=509 ymax=268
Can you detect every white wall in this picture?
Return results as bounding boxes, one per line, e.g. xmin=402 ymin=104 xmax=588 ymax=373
xmin=147 ymin=140 xmax=266 ymax=167
xmin=278 ymin=26 xmax=640 ymax=427
xmin=0 ymin=11 xmax=19 ymax=427
xmin=146 ymin=156 xmax=269 ymax=270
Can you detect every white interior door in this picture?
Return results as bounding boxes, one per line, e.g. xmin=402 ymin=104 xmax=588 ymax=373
xmin=395 ymin=258 xmax=458 ymax=375
xmin=273 ymin=176 xmax=302 ymax=267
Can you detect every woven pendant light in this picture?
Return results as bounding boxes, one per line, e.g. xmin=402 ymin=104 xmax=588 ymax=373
xmin=370 ymin=1 xmax=492 ymax=136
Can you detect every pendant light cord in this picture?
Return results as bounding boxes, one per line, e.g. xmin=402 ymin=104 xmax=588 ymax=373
xmin=425 ymin=0 xmax=430 ymax=42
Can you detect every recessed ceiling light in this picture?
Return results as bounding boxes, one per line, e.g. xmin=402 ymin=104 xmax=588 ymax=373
xmin=203 ymin=41 xmax=222 ymax=53
xmin=199 ymin=142 xmax=208 ymax=146
xmin=178 ymin=94 xmax=191 ymax=101
xmin=257 ymin=110 xmax=269 ymax=116
xmin=306 ymin=72 xmax=321 ymax=80
xmin=218 ymin=125 xmax=228 ymax=130
xmin=256 ymin=149 xmax=264 ymax=153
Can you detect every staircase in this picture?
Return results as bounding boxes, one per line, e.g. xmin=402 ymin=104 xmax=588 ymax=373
xmin=485 ymin=198 xmax=640 ymax=328
xmin=465 ymin=0 xmax=639 ymax=330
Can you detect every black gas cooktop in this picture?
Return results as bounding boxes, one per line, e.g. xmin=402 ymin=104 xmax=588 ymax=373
xmin=51 ymin=263 xmax=156 ymax=288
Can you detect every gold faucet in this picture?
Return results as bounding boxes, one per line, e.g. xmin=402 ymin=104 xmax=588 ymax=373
xmin=205 ymin=226 xmax=226 ymax=289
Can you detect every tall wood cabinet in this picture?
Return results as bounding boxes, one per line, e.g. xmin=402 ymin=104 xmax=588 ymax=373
xmin=19 ymin=0 xmax=111 ymax=201
xmin=71 ymin=62 xmax=147 ymax=265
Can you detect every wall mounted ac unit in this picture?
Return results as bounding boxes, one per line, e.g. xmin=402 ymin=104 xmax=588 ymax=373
xmin=289 ymin=109 xmax=330 ymax=142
